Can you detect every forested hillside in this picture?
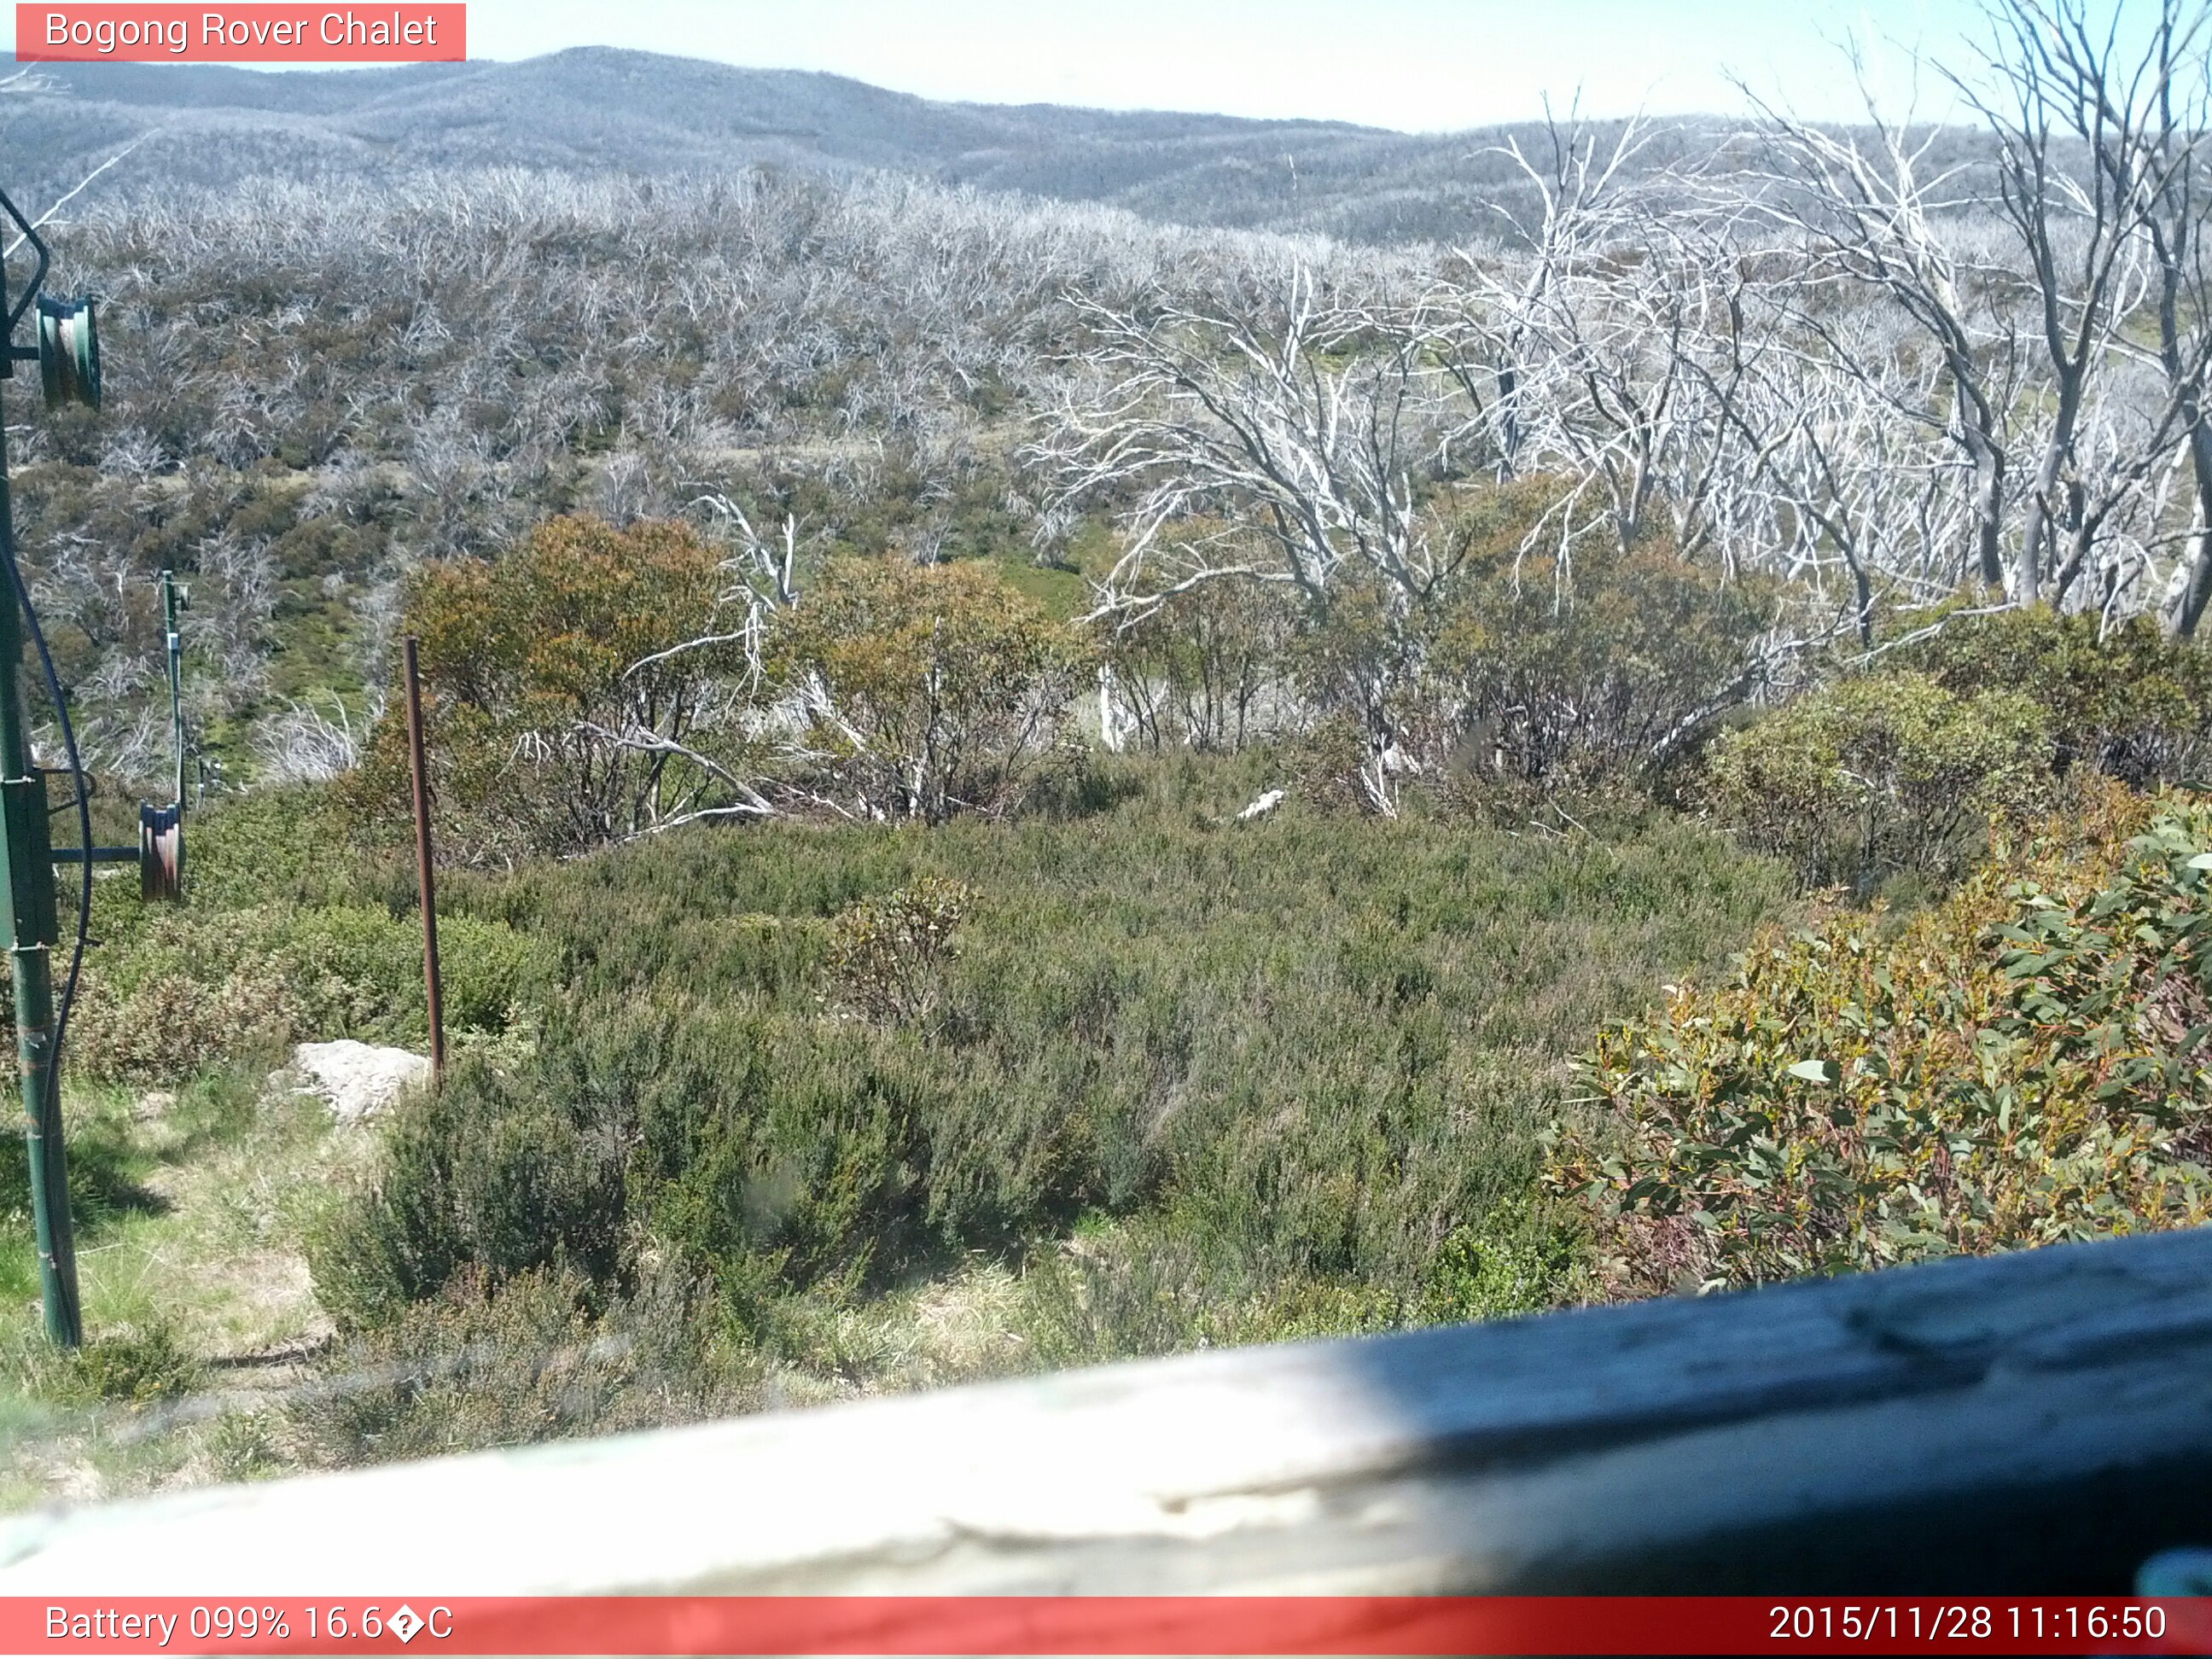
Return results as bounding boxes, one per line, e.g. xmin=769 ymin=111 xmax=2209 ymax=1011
xmin=3 ymin=3 xmax=2211 ymax=1505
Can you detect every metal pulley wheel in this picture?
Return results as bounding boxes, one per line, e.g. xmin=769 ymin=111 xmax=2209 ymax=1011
xmin=37 ymin=294 xmax=100 ymax=412
xmin=139 ymin=801 xmax=182 ymax=903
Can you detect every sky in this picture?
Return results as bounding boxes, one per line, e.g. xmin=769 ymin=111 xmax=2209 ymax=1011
xmin=7 ymin=1 xmax=2011 ymax=131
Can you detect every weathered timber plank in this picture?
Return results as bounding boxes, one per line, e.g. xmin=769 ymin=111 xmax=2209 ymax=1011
xmin=3 ymin=1226 xmax=2208 ymax=1593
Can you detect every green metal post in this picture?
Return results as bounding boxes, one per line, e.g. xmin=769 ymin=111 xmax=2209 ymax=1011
xmin=162 ymin=568 xmax=183 ymax=812
xmin=0 ymin=394 xmax=80 ymax=1347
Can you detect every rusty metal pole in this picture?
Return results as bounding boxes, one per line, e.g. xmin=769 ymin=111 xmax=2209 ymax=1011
xmin=401 ymin=636 xmax=445 ymax=1082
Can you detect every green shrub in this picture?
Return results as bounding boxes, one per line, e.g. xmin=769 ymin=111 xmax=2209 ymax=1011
xmin=775 ymin=556 xmax=1093 ymax=823
xmin=1552 ymin=784 xmax=2212 ymax=1298
xmin=308 ymin=1055 xmax=626 ymax=1330
xmin=316 ymin=998 xmax=969 ymax=1334
xmin=313 ymin=765 xmax=1790 ymax=1362
xmin=67 ymin=958 xmax=302 ymax=1086
xmin=1418 ymin=1202 xmax=1588 ymax=1323
xmin=1904 ymin=608 xmax=2212 ymax=786
xmin=343 ymin=515 xmax=761 ymax=865
xmin=1423 ymin=518 xmax=1784 ymax=788
xmin=179 ymin=786 xmax=381 ymax=911
xmin=67 ymin=900 xmax=540 ymax=1083
xmin=1100 ymin=526 xmax=1296 ymax=753
xmin=1701 ymin=670 xmax=2053 ymax=888
xmin=1016 ymin=1217 xmax=1403 ymax=1367
xmin=1260 ymin=486 xmax=1784 ymax=812
xmin=630 ymin=1008 xmax=945 ymax=1321
xmin=1019 ymin=1199 xmax=1584 ymax=1366
xmin=67 ymin=1323 xmax=200 ymax=1406
xmin=825 ymin=877 xmax=975 ymax=1026
xmin=292 ymin=1266 xmax=745 ymax=1465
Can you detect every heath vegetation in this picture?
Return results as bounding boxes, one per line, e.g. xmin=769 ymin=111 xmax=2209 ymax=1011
xmin=4 ymin=0 xmax=2212 ymax=1502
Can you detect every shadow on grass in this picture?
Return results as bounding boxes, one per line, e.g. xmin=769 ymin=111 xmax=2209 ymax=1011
xmin=0 ymin=1107 xmax=170 ymax=1239
xmin=66 ymin=1143 xmax=170 ymax=1231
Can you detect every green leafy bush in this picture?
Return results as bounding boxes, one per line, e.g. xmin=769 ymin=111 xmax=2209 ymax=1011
xmin=1700 ymin=671 xmax=2053 ymax=888
xmin=826 ymin=877 xmax=975 ymax=1026
xmin=1016 ymin=1217 xmax=1401 ymax=1366
xmin=311 ymin=761 xmax=1789 ymax=1359
xmin=1266 ymin=484 xmax=1783 ymax=814
xmin=1553 ymin=784 xmax=2212 ymax=1298
xmin=775 ymin=556 xmax=1093 ymax=823
xmin=1100 ymin=523 xmax=1296 ymax=753
xmin=314 ymin=997 xmax=966 ymax=1332
xmin=67 ymin=957 xmax=302 ymax=1086
xmin=1904 ymin=608 xmax=2212 ymax=786
xmin=344 ymin=515 xmax=760 ymax=865
xmin=67 ymin=1322 xmax=200 ymax=1406
xmin=1418 ymin=1202 xmax=1587 ymax=1323
xmin=67 ymin=902 xmax=540 ymax=1083
xmin=1423 ymin=517 xmax=1782 ymax=787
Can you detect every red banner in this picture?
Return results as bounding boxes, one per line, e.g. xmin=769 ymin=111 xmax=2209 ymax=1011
xmin=14 ymin=6 xmax=464 ymax=62
xmin=2 ymin=1597 xmax=2209 ymax=1656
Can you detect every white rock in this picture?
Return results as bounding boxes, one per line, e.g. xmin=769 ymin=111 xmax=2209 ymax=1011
xmin=289 ymin=1040 xmax=432 ymax=1123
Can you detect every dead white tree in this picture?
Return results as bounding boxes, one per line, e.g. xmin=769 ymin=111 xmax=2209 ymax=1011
xmin=686 ymin=490 xmax=802 ymax=691
xmin=1044 ymin=265 xmax=1472 ymax=614
xmin=1500 ymin=206 xmax=1799 ymax=566
xmin=1749 ymin=313 xmax=1979 ymax=639
xmin=1037 ymin=259 xmax=1477 ymax=812
xmin=256 ymin=693 xmax=373 ymax=785
xmin=2004 ymin=0 xmax=2212 ymax=634
xmin=1945 ymin=0 xmax=2182 ymax=606
xmin=1436 ymin=108 xmax=1657 ymax=480
xmin=1743 ymin=55 xmax=2029 ymax=599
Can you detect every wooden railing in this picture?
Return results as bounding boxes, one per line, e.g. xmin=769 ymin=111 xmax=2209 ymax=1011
xmin=3 ymin=1225 xmax=2209 ymax=1596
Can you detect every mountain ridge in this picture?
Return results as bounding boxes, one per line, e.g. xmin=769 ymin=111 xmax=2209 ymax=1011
xmin=2 ymin=45 xmax=1666 ymax=244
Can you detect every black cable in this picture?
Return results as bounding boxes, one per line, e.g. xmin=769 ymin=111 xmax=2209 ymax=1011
xmin=0 ymin=544 xmax=94 ymax=1188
